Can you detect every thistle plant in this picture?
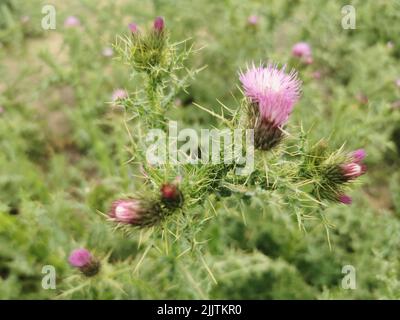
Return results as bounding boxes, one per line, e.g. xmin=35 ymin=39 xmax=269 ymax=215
xmin=104 ymin=17 xmax=368 ymax=236
xmin=65 ymin=16 xmax=368 ymax=282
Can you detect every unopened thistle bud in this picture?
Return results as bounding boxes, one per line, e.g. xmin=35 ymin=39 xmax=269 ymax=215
xmin=153 ymin=16 xmax=165 ymax=32
xmin=160 ymin=183 xmax=184 ymax=209
xmin=68 ymin=248 xmax=100 ymax=277
xmin=338 ymin=194 xmax=352 ymax=205
xmin=340 ymin=149 xmax=367 ymax=181
xmin=325 ymin=151 xmax=367 ymax=185
xmin=304 ymin=145 xmax=367 ymax=205
xmin=341 ymin=162 xmax=366 ymax=180
xmin=239 ymin=63 xmax=302 ymax=150
xmin=109 ymin=198 xmax=163 ymax=227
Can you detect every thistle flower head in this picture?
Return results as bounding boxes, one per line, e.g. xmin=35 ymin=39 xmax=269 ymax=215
xmin=338 ymin=194 xmax=352 ymax=205
xmin=351 ymin=149 xmax=366 ymax=163
xmin=153 ymin=16 xmax=165 ymax=32
xmin=68 ymin=248 xmax=100 ymax=277
xmin=68 ymin=248 xmax=92 ymax=268
xmin=111 ymin=89 xmax=128 ymax=102
xmin=247 ymin=15 xmax=259 ymax=25
xmin=240 ymin=63 xmax=302 ymax=127
xmin=292 ymin=42 xmax=312 ymax=59
xmin=128 ymin=23 xmax=138 ymax=34
xmin=64 ymin=16 xmax=80 ymax=28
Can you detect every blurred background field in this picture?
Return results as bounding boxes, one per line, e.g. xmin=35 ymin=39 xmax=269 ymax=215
xmin=1 ymin=0 xmax=400 ymax=299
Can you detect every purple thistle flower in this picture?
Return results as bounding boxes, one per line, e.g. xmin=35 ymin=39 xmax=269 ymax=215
xmin=68 ymin=248 xmax=100 ymax=277
xmin=68 ymin=248 xmax=92 ymax=268
xmin=292 ymin=42 xmax=312 ymax=58
xmin=109 ymin=199 xmax=142 ymax=224
xmin=247 ymin=15 xmax=259 ymax=25
xmin=111 ymin=89 xmax=128 ymax=102
xmin=338 ymin=194 xmax=352 ymax=205
xmin=351 ymin=149 xmax=366 ymax=163
xmin=240 ymin=63 xmax=302 ymax=127
xmin=153 ymin=16 xmax=165 ymax=32
xmin=128 ymin=23 xmax=138 ymax=34
xmin=64 ymin=16 xmax=80 ymax=28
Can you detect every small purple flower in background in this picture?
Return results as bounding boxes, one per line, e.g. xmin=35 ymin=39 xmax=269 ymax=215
xmin=69 ymin=248 xmax=100 ymax=276
xmin=111 ymin=89 xmax=128 ymax=103
xmin=338 ymin=194 xmax=352 ymax=205
xmin=102 ymin=47 xmax=114 ymax=58
xmin=128 ymin=23 xmax=138 ymax=34
xmin=109 ymin=199 xmax=142 ymax=224
xmin=312 ymin=71 xmax=321 ymax=80
xmin=64 ymin=16 xmax=80 ymax=28
xmin=292 ymin=42 xmax=313 ymax=64
xmin=240 ymin=63 xmax=301 ymax=127
xmin=292 ymin=42 xmax=312 ymax=58
xmin=395 ymin=79 xmax=400 ymax=88
xmin=247 ymin=15 xmax=259 ymax=26
xmin=153 ymin=16 xmax=165 ymax=32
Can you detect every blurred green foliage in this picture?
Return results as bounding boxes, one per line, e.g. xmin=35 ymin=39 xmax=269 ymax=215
xmin=0 ymin=0 xmax=400 ymax=299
